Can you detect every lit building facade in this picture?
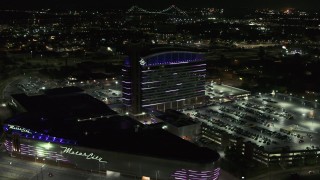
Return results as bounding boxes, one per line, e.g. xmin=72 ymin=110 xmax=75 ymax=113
xmin=123 ymin=50 xmax=206 ymax=113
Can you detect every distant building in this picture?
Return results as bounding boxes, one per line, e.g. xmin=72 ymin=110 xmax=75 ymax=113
xmin=123 ymin=45 xmax=206 ymax=114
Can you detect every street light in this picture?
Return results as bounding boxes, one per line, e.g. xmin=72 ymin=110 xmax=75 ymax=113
xmin=56 ymin=159 xmax=60 ymax=167
xmin=155 ymin=170 xmax=160 ymax=180
xmin=300 ymin=96 xmax=305 ymax=105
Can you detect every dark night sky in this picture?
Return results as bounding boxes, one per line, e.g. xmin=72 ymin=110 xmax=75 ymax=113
xmin=0 ymin=0 xmax=319 ymax=10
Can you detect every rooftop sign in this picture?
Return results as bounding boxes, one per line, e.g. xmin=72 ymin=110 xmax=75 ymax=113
xmin=60 ymin=146 xmax=107 ymax=163
xmin=8 ymin=124 xmax=32 ymax=134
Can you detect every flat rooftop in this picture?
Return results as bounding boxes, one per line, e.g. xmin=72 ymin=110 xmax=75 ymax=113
xmin=7 ymin=113 xmax=219 ymax=164
xmin=44 ymin=86 xmax=84 ymax=96
xmin=11 ymin=87 xmax=117 ymax=120
xmin=156 ymin=109 xmax=199 ymax=127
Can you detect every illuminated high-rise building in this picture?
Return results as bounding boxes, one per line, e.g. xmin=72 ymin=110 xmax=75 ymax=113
xmin=122 ymin=46 xmax=206 ymax=114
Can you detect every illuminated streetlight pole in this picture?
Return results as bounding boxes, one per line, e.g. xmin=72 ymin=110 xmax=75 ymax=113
xmin=155 ymin=170 xmax=160 ymax=180
xmin=289 ymin=93 xmax=292 ymax=101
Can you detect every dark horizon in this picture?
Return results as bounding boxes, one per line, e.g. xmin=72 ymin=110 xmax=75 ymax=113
xmin=0 ymin=0 xmax=319 ymax=10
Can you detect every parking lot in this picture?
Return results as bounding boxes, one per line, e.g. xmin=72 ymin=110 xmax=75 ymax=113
xmin=2 ymin=75 xmax=122 ymax=105
xmin=86 ymin=88 xmax=122 ymax=104
xmin=205 ymin=82 xmax=250 ymax=102
xmin=184 ymin=90 xmax=320 ymax=152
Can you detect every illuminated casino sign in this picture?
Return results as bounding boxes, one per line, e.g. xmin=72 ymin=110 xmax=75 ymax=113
xmin=8 ymin=124 xmax=32 ymax=134
xmin=60 ymin=146 xmax=107 ymax=163
xmin=139 ymin=58 xmax=146 ymax=66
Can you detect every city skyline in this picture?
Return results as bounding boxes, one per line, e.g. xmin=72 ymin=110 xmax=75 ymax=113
xmin=0 ymin=0 xmax=319 ymax=10
xmin=1 ymin=0 xmax=320 ymax=179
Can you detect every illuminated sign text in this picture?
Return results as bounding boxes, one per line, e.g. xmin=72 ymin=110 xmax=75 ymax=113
xmin=8 ymin=124 xmax=32 ymax=134
xmin=60 ymin=146 xmax=107 ymax=163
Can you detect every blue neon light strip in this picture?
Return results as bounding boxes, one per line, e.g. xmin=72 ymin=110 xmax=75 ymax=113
xmin=125 ymin=52 xmax=204 ymax=67
xmin=4 ymin=124 xmax=77 ymax=145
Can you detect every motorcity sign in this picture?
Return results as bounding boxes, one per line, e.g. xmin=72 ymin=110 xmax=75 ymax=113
xmin=60 ymin=146 xmax=108 ymax=163
xmin=8 ymin=124 xmax=32 ymax=134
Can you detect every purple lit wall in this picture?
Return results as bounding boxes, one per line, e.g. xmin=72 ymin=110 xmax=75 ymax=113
xmin=171 ymin=168 xmax=220 ymax=180
xmin=4 ymin=140 xmax=70 ymax=162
